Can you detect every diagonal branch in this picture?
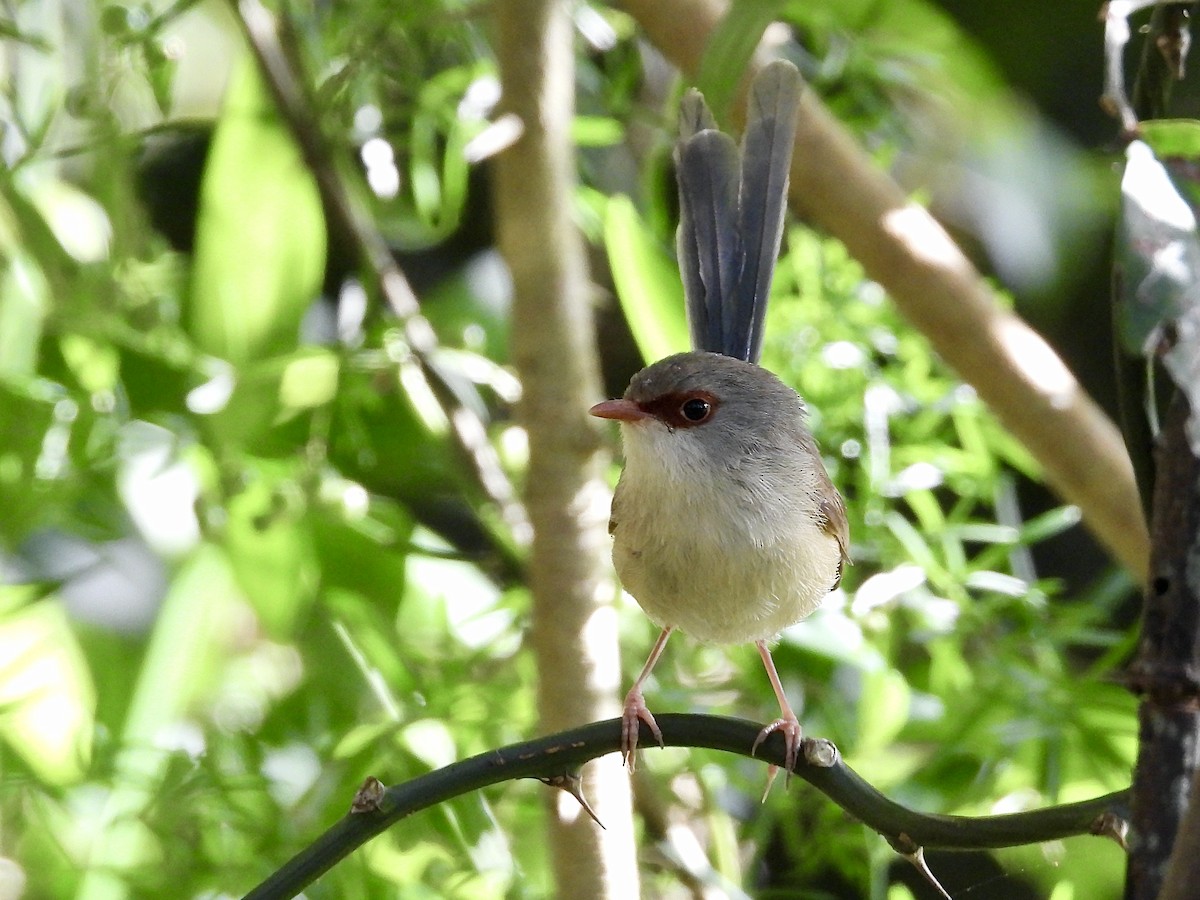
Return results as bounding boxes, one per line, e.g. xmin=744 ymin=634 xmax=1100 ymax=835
xmin=238 ymin=714 xmax=1130 ymax=900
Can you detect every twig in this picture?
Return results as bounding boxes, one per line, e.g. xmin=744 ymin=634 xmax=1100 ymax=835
xmin=231 ymin=0 xmax=531 ymax=547
xmin=238 ymin=714 xmax=1130 ymax=900
xmin=1131 ymin=2 xmax=1195 ymax=121
xmin=1101 ymin=0 xmax=1160 ymax=137
xmin=621 ymin=0 xmax=1151 ymax=581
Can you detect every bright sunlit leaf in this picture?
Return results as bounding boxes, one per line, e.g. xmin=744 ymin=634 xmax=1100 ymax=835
xmin=856 ymin=667 xmax=911 ymax=754
xmin=189 ymin=58 xmax=326 ymax=365
xmin=26 ymin=178 xmax=111 ymax=263
xmin=278 ymin=348 xmax=340 ymax=410
xmin=571 ymin=116 xmax=624 ymax=147
xmin=401 ymin=718 xmax=457 ymax=769
xmin=1141 ymin=119 xmax=1200 ymax=161
xmin=0 ymin=252 xmax=47 ymax=377
xmin=0 ymin=598 xmax=95 ymax=784
xmin=59 ymin=333 xmax=120 ymax=394
xmin=604 ymin=195 xmax=688 ymax=362
xmin=72 ymin=544 xmax=245 ymax=898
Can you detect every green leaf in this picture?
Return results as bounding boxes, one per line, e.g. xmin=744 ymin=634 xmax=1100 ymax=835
xmin=223 ymin=466 xmax=318 ymax=636
xmin=73 ymin=545 xmax=244 ymax=898
xmin=571 ymin=116 xmax=624 ymax=147
xmin=188 ymin=57 xmax=326 ymax=365
xmin=604 ymin=195 xmax=688 ymax=362
xmin=1018 ymin=504 xmax=1082 ymax=545
xmin=59 ymin=333 xmax=120 ymax=394
xmin=0 ymin=381 xmax=61 ymax=541
xmin=196 ymin=347 xmax=339 ymax=451
xmin=0 ymin=250 xmax=48 ymax=377
xmin=0 ymin=598 xmax=95 ymax=784
xmin=695 ymin=0 xmax=788 ymax=124
xmin=855 ymin=667 xmax=910 ymax=754
xmin=1141 ymin=120 xmax=1200 ymax=160
xmin=277 ymin=347 xmax=339 ymax=411
xmin=24 ymin=177 xmax=111 ymax=264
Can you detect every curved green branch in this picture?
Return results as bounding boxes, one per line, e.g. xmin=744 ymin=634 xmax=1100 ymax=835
xmin=239 ymin=714 xmax=1130 ymax=899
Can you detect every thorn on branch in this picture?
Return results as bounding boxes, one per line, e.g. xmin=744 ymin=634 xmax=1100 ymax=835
xmin=537 ymin=771 xmax=606 ymax=829
xmin=1092 ymin=810 xmax=1131 ymax=851
xmin=350 ymin=776 xmax=386 ymax=815
xmin=889 ymin=835 xmax=953 ymax=900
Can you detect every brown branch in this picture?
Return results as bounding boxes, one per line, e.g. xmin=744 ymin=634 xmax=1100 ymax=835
xmin=621 ymin=0 xmax=1151 ymax=581
xmin=232 ymin=0 xmax=530 ymax=547
xmin=1112 ymin=9 xmax=1200 ymax=898
xmin=1126 ymin=393 xmax=1200 ymax=899
xmin=490 ymin=0 xmax=638 ymax=895
xmin=1160 ymin=750 xmax=1200 ymax=900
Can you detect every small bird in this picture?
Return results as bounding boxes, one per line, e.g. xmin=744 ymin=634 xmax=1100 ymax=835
xmin=590 ymin=61 xmax=850 ymax=784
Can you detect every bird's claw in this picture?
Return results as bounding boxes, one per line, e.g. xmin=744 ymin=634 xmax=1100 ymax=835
xmin=621 ymin=689 xmax=663 ymax=771
xmin=752 ymin=716 xmax=802 ymax=800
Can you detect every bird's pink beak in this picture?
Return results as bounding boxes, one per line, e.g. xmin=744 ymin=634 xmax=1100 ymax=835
xmin=589 ymin=399 xmax=653 ymax=422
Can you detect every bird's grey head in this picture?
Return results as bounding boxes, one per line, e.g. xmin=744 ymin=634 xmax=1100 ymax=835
xmin=621 ymin=351 xmax=805 ymax=445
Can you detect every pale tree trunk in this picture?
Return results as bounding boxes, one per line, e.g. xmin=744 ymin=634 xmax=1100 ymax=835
xmin=492 ymin=0 xmax=640 ymax=897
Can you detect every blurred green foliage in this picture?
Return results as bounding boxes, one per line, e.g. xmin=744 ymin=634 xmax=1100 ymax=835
xmin=0 ymin=1 xmax=1134 ymax=899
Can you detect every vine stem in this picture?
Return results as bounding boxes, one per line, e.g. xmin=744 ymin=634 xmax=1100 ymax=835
xmin=239 ymin=714 xmax=1129 ymax=899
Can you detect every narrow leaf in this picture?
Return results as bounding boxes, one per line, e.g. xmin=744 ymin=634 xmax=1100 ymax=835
xmin=0 ymin=597 xmax=95 ymax=784
xmin=188 ymin=58 xmax=326 ymax=365
xmin=604 ymin=195 xmax=688 ymax=362
xmin=694 ymin=0 xmax=789 ymax=125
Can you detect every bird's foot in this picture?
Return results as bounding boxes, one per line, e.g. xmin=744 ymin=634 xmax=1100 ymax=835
xmin=752 ymin=715 xmax=802 ymax=800
xmin=621 ymin=688 xmax=663 ymax=771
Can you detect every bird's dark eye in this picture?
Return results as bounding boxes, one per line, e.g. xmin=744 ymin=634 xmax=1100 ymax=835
xmin=680 ymin=397 xmax=712 ymax=422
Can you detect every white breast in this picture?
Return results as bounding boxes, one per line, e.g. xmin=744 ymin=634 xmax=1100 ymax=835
xmin=611 ymin=420 xmax=841 ymax=644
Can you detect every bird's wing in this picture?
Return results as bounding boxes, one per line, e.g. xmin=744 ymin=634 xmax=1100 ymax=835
xmin=797 ymin=429 xmax=851 ymax=583
xmin=819 ymin=481 xmax=851 ymax=567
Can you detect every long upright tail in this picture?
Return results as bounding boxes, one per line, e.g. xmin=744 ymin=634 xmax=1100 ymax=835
xmin=674 ymin=60 xmax=801 ymax=364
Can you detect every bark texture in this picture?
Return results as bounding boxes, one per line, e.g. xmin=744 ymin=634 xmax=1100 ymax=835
xmin=492 ymin=0 xmax=639 ymax=896
xmin=1128 ymin=393 xmax=1200 ymax=900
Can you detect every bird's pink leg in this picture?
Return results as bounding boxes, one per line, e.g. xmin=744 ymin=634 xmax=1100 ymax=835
xmin=621 ymin=627 xmax=673 ymax=771
xmin=751 ymin=639 xmax=802 ymax=798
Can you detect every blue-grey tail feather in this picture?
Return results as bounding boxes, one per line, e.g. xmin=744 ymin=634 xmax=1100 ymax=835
xmin=675 ymin=60 xmax=801 ymax=364
xmin=679 ymin=88 xmax=717 ymax=139
xmin=677 ymin=131 xmax=739 ymax=354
